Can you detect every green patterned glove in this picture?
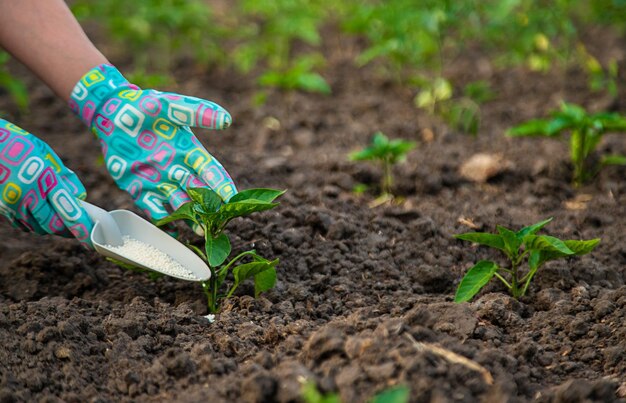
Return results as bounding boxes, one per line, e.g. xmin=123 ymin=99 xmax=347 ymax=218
xmin=69 ymin=63 xmax=236 ymax=224
xmin=0 ymin=118 xmax=94 ymax=245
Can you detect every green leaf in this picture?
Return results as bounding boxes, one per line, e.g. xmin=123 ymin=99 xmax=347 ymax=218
xmin=254 ymin=264 xmax=277 ymax=298
xmin=155 ymin=202 xmax=197 ymax=226
xmin=301 ymin=381 xmax=341 ymax=403
xmin=559 ymin=102 xmax=587 ymax=123
xmin=516 ymin=217 xmax=553 ymax=240
xmin=370 ymin=385 xmax=410 ymax=403
xmin=296 ymin=72 xmax=331 ymax=94
xmin=229 ymin=188 xmax=286 ymax=203
xmin=188 ymin=187 xmax=223 ymax=213
xmin=206 ymin=233 xmax=231 ymax=267
xmin=497 ymin=225 xmax=521 ymax=257
xmin=524 ymin=235 xmax=574 ymax=255
xmin=506 ymin=119 xmax=551 ymax=137
xmin=231 ymin=260 xmax=277 ymax=297
xmin=454 ymin=260 xmax=498 ymax=303
xmin=530 ymin=238 xmax=600 ymax=268
xmin=545 ymin=116 xmax=574 ymax=135
xmin=601 ymin=155 xmax=626 ymax=166
xmin=218 ymin=200 xmax=279 ymax=225
xmin=563 ymin=238 xmax=600 ymax=255
xmin=454 ymin=232 xmax=506 ymax=252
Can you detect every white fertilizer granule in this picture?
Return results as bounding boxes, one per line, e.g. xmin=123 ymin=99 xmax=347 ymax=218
xmin=108 ymin=236 xmax=198 ymax=280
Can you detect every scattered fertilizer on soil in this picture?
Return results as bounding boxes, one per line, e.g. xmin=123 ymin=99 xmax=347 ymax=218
xmin=107 ymin=236 xmax=198 ymax=280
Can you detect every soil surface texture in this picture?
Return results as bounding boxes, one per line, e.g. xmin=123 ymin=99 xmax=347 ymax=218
xmin=1 ymin=28 xmax=626 ymax=402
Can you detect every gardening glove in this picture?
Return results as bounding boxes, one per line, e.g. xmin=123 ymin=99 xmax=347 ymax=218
xmin=0 ymin=119 xmax=94 ymax=246
xmin=69 ymin=63 xmax=236 ymax=226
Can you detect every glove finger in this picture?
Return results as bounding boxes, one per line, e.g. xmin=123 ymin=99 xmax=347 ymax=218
xmin=46 ymin=180 xmax=94 ymax=247
xmin=169 ymin=190 xmax=191 ymax=211
xmin=164 ymin=93 xmax=232 ymax=130
xmin=60 ymin=168 xmax=88 ymax=200
xmin=194 ymin=150 xmax=237 ymax=202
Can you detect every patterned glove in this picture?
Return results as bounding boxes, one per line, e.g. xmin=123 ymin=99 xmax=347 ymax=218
xmin=69 ymin=63 xmax=236 ymax=224
xmin=0 ymin=119 xmax=94 ymax=245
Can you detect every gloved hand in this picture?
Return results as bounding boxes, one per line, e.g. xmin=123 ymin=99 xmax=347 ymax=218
xmin=0 ymin=119 xmax=94 ymax=245
xmin=69 ymin=64 xmax=237 ymax=225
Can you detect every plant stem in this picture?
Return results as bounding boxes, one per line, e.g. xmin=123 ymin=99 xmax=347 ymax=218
xmin=382 ymin=158 xmax=393 ymax=196
xmin=573 ymin=130 xmax=585 ymax=187
xmin=218 ymin=250 xmax=259 ymax=275
xmin=494 ymin=272 xmax=512 ymax=289
xmin=510 ymin=260 xmax=520 ymax=298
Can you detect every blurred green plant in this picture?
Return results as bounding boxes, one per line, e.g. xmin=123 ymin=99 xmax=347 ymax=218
xmin=0 ymin=51 xmax=29 ymax=113
xmin=258 ymin=55 xmax=330 ymax=93
xmin=415 ymin=78 xmax=493 ymax=136
xmin=231 ymin=0 xmax=331 ymax=93
xmin=349 ymin=131 xmax=416 ymax=196
xmin=507 ymin=102 xmax=626 ymax=186
xmin=301 ymin=380 xmax=409 ymax=403
xmin=71 ymin=0 xmax=223 ymax=86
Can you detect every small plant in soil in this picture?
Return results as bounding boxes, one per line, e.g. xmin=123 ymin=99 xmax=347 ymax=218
xmin=349 ymin=131 xmax=415 ymax=198
xmin=507 ymin=102 xmax=626 ymax=187
xmin=157 ymin=187 xmax=285 ymax=313
xmin=454 ymin=218 xmax=600 ymax=302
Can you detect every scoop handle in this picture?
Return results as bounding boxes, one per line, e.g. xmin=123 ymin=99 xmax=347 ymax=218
xmin=80 ymin=201 xmax=124 ymax=246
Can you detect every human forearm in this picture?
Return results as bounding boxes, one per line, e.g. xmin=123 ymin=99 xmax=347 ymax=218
xmin=0 ymin=0 xmax=108 ymax=101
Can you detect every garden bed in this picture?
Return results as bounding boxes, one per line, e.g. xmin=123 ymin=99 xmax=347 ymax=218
xmin=1 ymin=29 xmax=625 ymax=402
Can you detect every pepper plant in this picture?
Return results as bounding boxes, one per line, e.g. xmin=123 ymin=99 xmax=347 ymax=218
xmin=454 ymin=218 xmax=600 ymax=302
xmin=507 ymin=102 xmax=626 ymax=186
xmin=349 ymin=131 xmax=415 ymax=197
xmin=157 ymin=187 xmax=284 ymax=313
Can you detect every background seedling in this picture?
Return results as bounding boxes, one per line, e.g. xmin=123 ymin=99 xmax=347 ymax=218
xmin=454 ymin=218 xmax=600 ymax=302
xmin=349 ymin=131 xmax=416 ymax=197
xmin=157 ymin=187 xmax=284 ymax=313
xmin=507 ymin=102 xmax=626 ymax=186
xmin=301 ymin=379 xmax=409 ymax=403
xmin=0 ymin=51 xmax=29 ymax=114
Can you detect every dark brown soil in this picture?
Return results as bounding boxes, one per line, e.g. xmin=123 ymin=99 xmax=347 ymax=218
xmin=1 ymin=28 xmax=625 ymax=402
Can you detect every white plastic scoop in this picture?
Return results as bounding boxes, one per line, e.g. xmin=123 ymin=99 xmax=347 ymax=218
xmin=80 ymin=201 xmax=210 ymax=282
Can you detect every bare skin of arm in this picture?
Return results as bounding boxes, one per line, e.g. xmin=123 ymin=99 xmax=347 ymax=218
xmin=0 ymin=0 xmax=108 ymax=101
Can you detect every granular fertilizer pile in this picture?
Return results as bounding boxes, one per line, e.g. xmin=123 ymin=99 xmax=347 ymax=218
xmin=108 ymin=236 xmax=198 ymax=280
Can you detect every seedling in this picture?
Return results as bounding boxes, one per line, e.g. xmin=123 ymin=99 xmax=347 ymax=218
xmin=454 ymin=218 xmax=600 ymax=302
xmin=507 ymin=102 xmax=626 ymax=186
xmin=157 ymin=187 xmax=284 ymax=313
xmin=0 ymin=51 xmax=28 ymax=113
xmin=349 ymin=132 xmax=415 ymax=197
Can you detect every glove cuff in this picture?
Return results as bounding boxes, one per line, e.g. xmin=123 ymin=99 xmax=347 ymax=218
xmin=69 ymin=64 xmax=134 ymax=130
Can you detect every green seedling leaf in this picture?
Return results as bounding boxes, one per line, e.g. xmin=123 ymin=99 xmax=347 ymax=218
xmin=506 ymin=119 xmax=550 ymax=137
xmin=529 ymin=239 xmax=599 ymax=272
xmin=229 ymin=260 xmax=277 ymax=299
xmin=524 ymin=235 xmax=574 ymax=255
xmin=229 ymin=188 xmax=286 ymax=203
xmin=155 ymin=202 xmax=197 ymax=226
xmin=296 ymin=72 xmax=331 ymax=94
xmin=455 ymin=260 xmax=498 ymax=303
xmin=455 ymin=232 xmax=505 ymax=252
xmin=602 ymin=155 xmax=626 ymax=166
xmin=564 ymin=238 xmax=601 ymax=255
xmin=218 ymin=200 xmax=279 ymax=224
xmin=516 ymin=217 xmax=553 ymax=240
xmin=497 ymin=225 xmax=521 ymax=257
xmin=206 ymin=233 xmax=231 ymax=267
xmin=370 ymin=385 xmax=410 ymax=403
xmin=301 ymin=381 xmax=341 ymax=403
xmin=254 ymin=263 xmax=278 ymax=298
xmin=188 ymin=187 xmax=223 ymax=213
